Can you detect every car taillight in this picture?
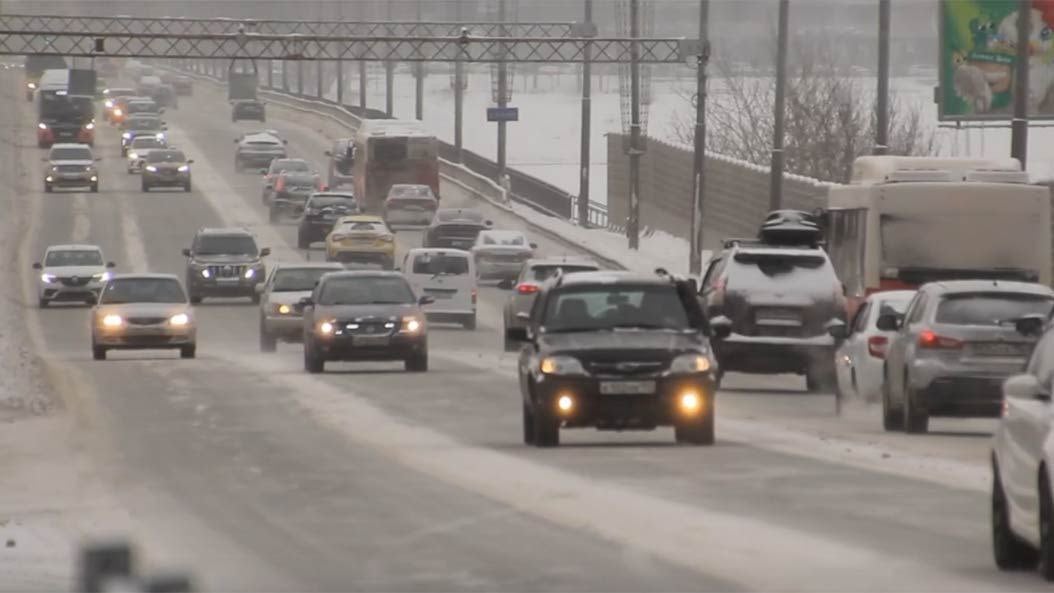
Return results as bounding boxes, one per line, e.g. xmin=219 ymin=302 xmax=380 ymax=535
xmin=471 ymin=288 xmax=478 ymax=304
xmin=517 ymin=283 xmax=539 ymax=295
xmin=918 ymin=330 xmax=962 ymax=350
xmin=867 ymin=336 xmax=889 ymax=358
xmin=276 ymin=178 xmax=285 ymax=191
xmin=330 ymin=233 xmax=347 ymax=242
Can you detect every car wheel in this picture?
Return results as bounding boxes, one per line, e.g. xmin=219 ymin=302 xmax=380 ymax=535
xmin=674 ymin=406 xmax=716 ymax=446
xmin=38 ymin=298 xmax=48 ymax=308
xmin=189 ymin=294 xmax=202 ymax=305
xmin=462 ymin=315 xmax=476 ymax=331
xmin=259 ymin=325 xmax=277 ymax=353
xmin=992 ymin=463 xmax=1039 ymax=570
xmin=882 ymin=371 xmax=903 ymax=431
xmin=902 ymin=379 xmax=929 ymax=434
xmin=297 ymin=230 xmax=310 ymax=249
xmin=90 ymin=182 xmax=99 ymax=193
xmin=532 ymin=400 xmax=560 ymax=448
xmin=92 ymin=345 xmax=106 ymax=360
xmin=304 ymin=341 xmax=325 ymax=373
xmin=1041 ymin=468 xmax=1054 ymax=581
xmin=180 ymin=345 xmax=196 ymax=359
xmin=405 ymin=351 xmax=428 ymax=372
xmin=44 ymin=183 xmax=52 ymax=193
xmin=522 ymin=403 xmax=536 ymax=445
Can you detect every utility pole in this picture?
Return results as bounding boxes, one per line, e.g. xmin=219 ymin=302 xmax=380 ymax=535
xmin=1011 ymin=0 xmax=1030 ymax=167
xmin=874 ymin=0 xmax=890 ymax=155
xmin=497 ymin=0 xmax=509 ymax=179
xmin=414 ymin=0 xmax=425 ymax=120
xmin=335 ymin=1 xmax=344 ymax=104
xmin=768 ymin=0 xmax=789 ymax=211
xmin=689 ymin=0 xmax=710 ymax=275
xmin=385 ymin=0 xmax=394 ymax=117
xmin=627 ymin=0 xmax=641 ymax=250
xmin=577 ymin=0 xmax=594 ymax=227
xmin=454 ymin=0 xmax=465 ymax=162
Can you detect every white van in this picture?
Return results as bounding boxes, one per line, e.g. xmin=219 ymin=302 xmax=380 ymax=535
xmin=402 ymin=248 xmax=477 ymax=329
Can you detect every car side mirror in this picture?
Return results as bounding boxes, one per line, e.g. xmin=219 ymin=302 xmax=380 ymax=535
xmin=1015 ymin=314 xmax=1046 ymax=337
xmin=32 ymin=262 xmax=42 ymax=270
xmin=298 ymin=296 xmax=314 ymax=309
xmin=324 ymin=150 xmax=332 ymax=156
xmin=497 ymin=278 xmax=515 ymax=290
xmin=106 ymin=261 xmax=116 ymax=268
xmin=485 ymin=220 xmax=493 ymax=226
xmin=529 ymin=242 xmax=538 ymax=249
xmin=418 ymin=295 xmax=435 ymax=306
xmin=826 ymin=319 xmax=848 ymax=340
xmin=181 ymin=248 xmax=191 ymax=257
xmin=259 ymin=248 xmax=271 ymax=257
xmin=186 ymin=159 xmax=194 ymax=164
xmin=1004 ymin=374 xmax=1049 ymax=402
xmin=233 ymin=139 xmax=239 ymax=144
xmin=709 ymin=315 xmax=733 ymax=339
xmin=875 ymin=313 xmax=901 ymax=332
xmin=283 ymin=139 xmax=289 ymax=145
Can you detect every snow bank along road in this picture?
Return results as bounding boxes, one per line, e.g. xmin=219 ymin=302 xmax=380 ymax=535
xmin=0 ymin=69 xmax=1033 ymax=591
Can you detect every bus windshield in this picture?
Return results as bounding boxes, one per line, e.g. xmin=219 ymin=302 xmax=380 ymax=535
xmin=39 ymin=93 xmax=93 ymax=123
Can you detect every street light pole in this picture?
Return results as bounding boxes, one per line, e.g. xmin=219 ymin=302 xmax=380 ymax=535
xmin=385 ymin=0 xmax=394 ymax=117
xmin=577 ymin=0 xmax=594 ymax=227
xmin=627 ymin=0 xmax=641 ymax=250
xmin=874 ymin=0 xmax=890 ymax=155
xmin=454 ymin=0 xmax=465 ymax=162
xmin=414 ymin=0 xmax=424 ymax=120
xmin=768 ymin=0 xmax=789 ymax=211
xmin=497 ymin=0 xmax=508 ymax=178
xmin=1011 ymin=0 xmax=1030 ymax=167
xmin=689 ymin=0 xmax=710 ymax=275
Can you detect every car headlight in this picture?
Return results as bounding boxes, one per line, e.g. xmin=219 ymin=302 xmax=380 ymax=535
xmin=145 ymin=165 xmax=158 ymax=172
xmin=317 ymin=320 xmax=335 ymax=335
xmin=169 ymin=313 xmax=190 ymax=327
xmin=128 ymin=152 xmax=138 ymax=160
xmin=102 ymin=314 xmax=123 ymax=328
xmin=668 ymin=353 xmax=712 ymax=374
xmin=156 ymin=132 xmax=165 ymax=139
xmin=84 ymin=122 xmax=95 ymax=130
xmin=85 ymin=166 xmax=94 ymax=172
xmin=113 ymin=108 xmax=123 ymax=116
xmin=50 ymin=165 xmax=59 ymax=172
xmin=105 ymin=99 xmax=114 ymax=108
xmin=122 ymin=132 xmax=131 ymax=139
xmin=177 ymin=165 xmax=190 ymax=172
xmin=38 ymin=122 xmax=47 ymax=130
xmin=275 ymin=303 xmax=292 ymax=315
xmin=200 ymin=268 xmax=211 ymax=278
xmin=401 ymin=317 xmax=422 ymax=333
xmin=27 ymin=82 xmax=36 ymax=89
xmin=539 ymin=355 xmax=587 ymax=376
xmin=243 ymin=268 xmax=257 ymax=279
xmin=40 ymin=273 xmax=56 ymax=283
xmin=91 ymin=272 xmax=111 ymax=282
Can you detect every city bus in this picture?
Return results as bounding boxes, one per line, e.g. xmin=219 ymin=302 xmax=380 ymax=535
xmin=36 ymin=69 xmax=96 ymax=148
xmin=352 ymin=119 xmax=439 ymax=213
xmin=24 ymin=54 xmax=67 ymax=102
xmin=825 ymin=156 xmax=1052 ymax=314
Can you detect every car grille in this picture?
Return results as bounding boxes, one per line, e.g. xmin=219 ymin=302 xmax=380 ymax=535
xmin=206 ymin=264 xmax=245 ymax=279
xmin=583 ymin=358 xmax=670 ymax=377
xmin=337 ymin=320 xmax=393 ymax=335
xmin=56 ymin=165 xmax=87 ymax=173
xmin=126 ymin=317 xmax=167 ymax=326
xmin=59 ymin=276 xmax=91 ymax=287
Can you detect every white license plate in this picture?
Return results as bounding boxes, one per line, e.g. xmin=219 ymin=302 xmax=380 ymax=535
xmin=354 ymin=335 xmax=390 ymax=346
xmin=599 ymin=381 xmax=656 ymax=395
xmin=974 ymin=343 xmax=1027 ymax=357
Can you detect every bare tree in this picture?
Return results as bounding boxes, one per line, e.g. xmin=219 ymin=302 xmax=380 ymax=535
xmin=671 ymin=40 xmax=937 ymax=184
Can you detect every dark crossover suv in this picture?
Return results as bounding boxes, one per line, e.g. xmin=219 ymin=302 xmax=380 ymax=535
xmin=700 ymin=212 xmax=847 ymax=391
xmin=422 ymin=208 xmax=492 ymax=249
xmin=232 ymin=99 xmax=266 ymax=122
xmin=510 ymin=270 xmax=727 ymax=447
xmin=297 ymin=192 xmax=359 ymax=248
xmin=300 ymin=271 xmax=434 ymax=373
xmin=182 ymin=228 xmax=270 ymax=304
xmin=140 ymin=148 xmax=192 ymax=192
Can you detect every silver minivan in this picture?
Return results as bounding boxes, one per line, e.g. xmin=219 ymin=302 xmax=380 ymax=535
xmin=402 ymin=248 xmax=477 ymax=330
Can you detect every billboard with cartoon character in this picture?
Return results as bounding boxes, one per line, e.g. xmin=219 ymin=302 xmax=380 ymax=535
xmin=939 ymin=0 xmax=1054 ymax=120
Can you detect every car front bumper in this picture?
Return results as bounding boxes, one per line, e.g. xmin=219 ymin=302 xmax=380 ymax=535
xmin=312 ymin=333 xmax=426 ymax=361
xmin=262 ymin=315 xmax=304 ymax=339
xmin=39 ymin=280 xmax=105 ymax=302
xmin=44 ymin=173 xmax=97 ymax=187
xmin=531 ymin=374 xmax=716 ymax=429
xmin=143 ymin=171 xmax=190 ymax=186
xmin=94 ymin=326 xmax=195 ymax=348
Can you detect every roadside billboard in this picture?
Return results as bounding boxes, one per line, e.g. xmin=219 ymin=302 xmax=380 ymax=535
xmin=939 ymin=0 xmax=1054 ymax=120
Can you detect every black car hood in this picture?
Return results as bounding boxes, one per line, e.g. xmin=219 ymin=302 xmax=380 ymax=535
xmin=538 ymin=330 xmax=708 ymax=355
xmin=316 ymin=303 xmax=419 ymax=320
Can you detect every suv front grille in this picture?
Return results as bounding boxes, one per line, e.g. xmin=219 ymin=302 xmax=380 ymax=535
xmin=59 ymin=276 xmax=92 ymax=287
xmin=56 ymin=165 xmax=87 ymax=173
xmin=207 ymin=264 xmax=245 ymax=279
xmin=337 ymin=320 xmax=394 ymax=335
xmin=126 ymin=317 xmax=167 ymax=326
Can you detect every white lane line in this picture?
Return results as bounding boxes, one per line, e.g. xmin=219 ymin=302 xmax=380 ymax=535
xmin=71 ymin=194 xmax=90 ymax=243
xmin=117 ymin=195 xmax=150 ymax=273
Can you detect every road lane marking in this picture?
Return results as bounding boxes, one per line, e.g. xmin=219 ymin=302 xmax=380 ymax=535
xmin=71 ymin=194 xmax=90 ymax=243
xmin=117 ymin=195 xmax=150 ymax=272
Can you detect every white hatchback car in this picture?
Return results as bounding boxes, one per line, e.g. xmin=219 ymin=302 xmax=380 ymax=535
xmin=33 ymin=244 xmax=115 ymax=307
xmin=833 ymin=290 xmax=914 ymax=402
xmin=992 ymin=314 xmax=1054 ymax=581
xmin=402 ymin=248 xmax=477 ymax=329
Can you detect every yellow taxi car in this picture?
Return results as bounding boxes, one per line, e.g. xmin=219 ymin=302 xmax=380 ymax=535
xmin=324 ymin=214 xmax=397 ymax=269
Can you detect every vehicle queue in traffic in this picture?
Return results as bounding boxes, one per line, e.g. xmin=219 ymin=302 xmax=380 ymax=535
xmin=26 ymin=59 xmax=1054 ymax=583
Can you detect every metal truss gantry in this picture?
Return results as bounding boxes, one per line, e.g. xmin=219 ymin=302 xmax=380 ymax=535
xmin=0 ymin=30 xmax=694 ymax=63
xmin=0 ymin=14 xmax=588 ymax=38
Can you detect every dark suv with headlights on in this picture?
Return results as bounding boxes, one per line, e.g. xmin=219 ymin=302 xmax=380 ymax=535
xmin=510 ymin=270 xmax=728 ymax=447
xmin=297 ymin=191 xmax=359 ymax=248
xmin=300 ymin=271 xmax=434 ymax=373
xmin=699 ymin=213 xmax=846 ymax=391
xmin=182 ymin=228 xmax=270 ymax=304
xmin=140 ymin=148 xmax=192 ymax=192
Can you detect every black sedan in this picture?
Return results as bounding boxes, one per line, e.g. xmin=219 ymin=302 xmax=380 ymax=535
xmin=297 ymin=192 xmax=359 ymax=248
xmin=300 ymin=271 xmax=434 ymax=373
xmin=141 ymin=149 xmax=192 ymax=192
xmin=422 ymin=208 xmax=493 ymax=250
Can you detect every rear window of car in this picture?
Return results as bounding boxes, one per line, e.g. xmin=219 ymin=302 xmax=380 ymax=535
xmin=935 ymin=292 xmax=1054 ymax=326
xmin=480 ymin=232 xmax=526 ymax=246
xmin=729 ymin=250 xmax=836 ymax=287
xmin=272 ymin=161 xmax=309 ymax=172
xmin=412 ymin=253 xmax=469 ymax=275
xmin=309 ymin=196 xmax=356 ymax=208
xmin=529 ymin=264 xmax=598 ymax=282
xmin=342 ymin=222 xmax=384 ymax=232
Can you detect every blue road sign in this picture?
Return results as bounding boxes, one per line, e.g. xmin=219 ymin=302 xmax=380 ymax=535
xmin=487 ymin=107 xmax=519 ymax=122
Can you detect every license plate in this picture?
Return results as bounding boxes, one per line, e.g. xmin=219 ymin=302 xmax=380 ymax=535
xmin=353 ymin=335 xmax=390 ymax=346
xmin=973 ymin=342 xmax=1028 ymax=357
xmin=425 ymin=291 xmax=454 ymax=300
xmin=217 ymin=277 xmax=240 ymax=283
xmin=756 ymin=308 xmax=800 ymax=321
xmin=599 ymin=380 xmax=656 ymax=395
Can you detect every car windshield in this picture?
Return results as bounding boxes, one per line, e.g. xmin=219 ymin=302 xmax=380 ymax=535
xmin=318 ymin=277 xmax=415 ymax=306
xmin=480 ymin=232 xmax=526 ymax=246
xmin=310 ymin=196 xmax=356 ymax=208
xmin=412 ymin=253 xmax=470 ymax=275
xmin=50 ymin=147 xmax=92 ymax=161
xmin=128 ymin=102 xmax=157 ymax=113
xmin=129 ymin=118 xmax=161 ymax=130
xmin=935 ymin=292 xmax=1054 ymax=326
xmin=146 ymin=150 xmax=186 ymax=163
xmin=529 ymin=264 xmax=599 ymax=282
xmin=271 ymin=268 xmax=339 ymax=292
xmin=195 ymin=235 xmax=258 ymax=256
xmin=343 ymin=222 xmax=384 ymax=232
xmin=542 ymin=285 xmax=691 ymax=333
xmin=273 ymin=161 xmax=309 ymax=173
xmin=45 ymin=250 xmax=103 ymax=267
xmin=436 ymin=209 xmax=483 ymax=222
xmin=99 ymin=278 xmax=186 ymax=304
xmin=131 ymin=137 xmax=165 ymax=149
